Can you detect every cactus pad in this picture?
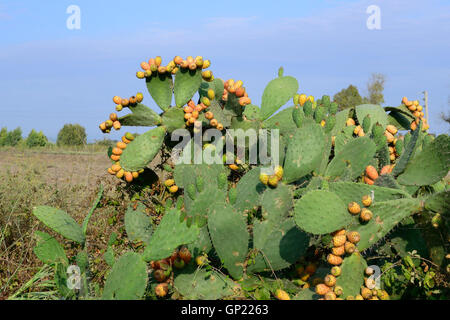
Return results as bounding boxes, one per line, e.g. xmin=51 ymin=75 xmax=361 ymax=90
xmin=174 ymin=68 xmax=202 ymax=107
xmin=233 ymin=167 xmax=267 ymax=213
xmin=294 ymin=190 xmax=351 ymax=235
xmin=118 ymin=103 xmax=162 ymax=127
xmin=355 ymin=104 xmax=388 ymax=131
xmin=146 ymin=73 xmax=172 ymax=111
xmin=260 ymin=75 xmax=298 ymax=120
xmin=261 ymin=183 xmax=293 ymax=222
xmin=124 ymin=203 xmax=153 ymax=244
xmin=335 ymin=253 xmax=367 ymax=298
xmin=33 ymin=231 xmax=68 ymax=265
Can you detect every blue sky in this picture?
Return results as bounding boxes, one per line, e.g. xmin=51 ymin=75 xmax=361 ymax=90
xmin=0 ymin=0 xmax=449 ymax=142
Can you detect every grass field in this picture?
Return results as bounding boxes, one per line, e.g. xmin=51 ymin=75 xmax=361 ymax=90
xmin=0 ymin=146 xmax=134 ymax=299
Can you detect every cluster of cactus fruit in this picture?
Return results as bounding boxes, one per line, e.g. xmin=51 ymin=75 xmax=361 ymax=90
xmin=29 ymin=55 xmax=449 ymax=300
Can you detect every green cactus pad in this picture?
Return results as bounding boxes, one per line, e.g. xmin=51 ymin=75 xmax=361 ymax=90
xmin=143 ymin=209 xmax=199 ymax=261
xmin=425 ymin=191 xmax=450 ymax=213
xmin=174 ymin=163 xmax=227 ymax=189
xmin=33 ymin=231 xmax=68 ymax=265
xmin=397 ymin=134 xmax=450 ymax=186
xmin=208 ymin=203 xmax=249 ymax=280
xmin=120 ymin=126 xmax=166 ymax=172
xmin=146 ymin=73 xmax=172 ymax=111
xmin=389 ymin=226 xmax=428 ymax=257
xmin=102 ymin=252 xmax=147 ymax=300
xmin=233 ymin=167 xmax=267 ymax=213
xmin=294 ymin=190 xmax=351 ymax=235
xmin=248 ymin=219 xmax=309 ymax=273
xmin=316 ymin=133 xmax=333 ymax=175
xmin=174 ymin=68 xmax=202 ymax=107
xmin=355 ymin=104 xmax=388 ymax=132
xmin=261 ymin=183 xmax=293 ymax=222
xmin=283 ymin=120 xmax=326 ymax=183
xmin=118 ymin=103 xmax=162 ymax=127
xmin=260 ymin=75 xmax=299 ymax=120
xmin=243 ymin=104 xmax=261 ymax=121
xmin=32 ymin=206 xmax=85 ymax=244
xmin=335 ymin=253 xmax=367 ymax=298
xmin=124 ymin=203 xmax=153 ymax=244
xmin=187 ymin=225 xmax=213 ymax=257
xmin=374 ymin=174 xmax=403 ymax=190
xmin=230 ymin=116 xmax=261 ymax=132
xmin=293 ymin=288 xmax=320 ymax=300
xmin=328 ymin=181 xmax=410 ymax=204
xmin=392 ymin=121 xmax=421 ymax=176
xmin=161 ymin=107 xmax=185 ymax=132
xmin=292 ymin=105 xmax=305 ymax=128
xmin=198 ymin=78 xmax=224 ymax=101
xmin=262 ymin=106 xmax=297 ymax=136
xmin=173 ymin=264 xmax=236 ymax=300
xmin=352 ymin=198 xmax=423 ymax=251
xmin=224 ymin=92 xmax=243 ymax=117
xmin=387 ymin=111 xmax=412 ymax=131
xmin=325 ymin=136 xmax=376 ymax=181
xmin=209 ymin=99 xmax=231 ymax=127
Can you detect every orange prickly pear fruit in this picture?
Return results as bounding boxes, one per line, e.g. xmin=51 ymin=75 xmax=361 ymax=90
xmin=410 ymin=121 xmax=417 ymax=131
xmin=117 ymin=141 xmax=127 ymax=149
xmin=107 ymin=167 xmax=115 ymax=175
xmin=210 ymin=119 xmax=218 ymax=127
xmin=116 ymin=169 xmax=125 ymax=179
xmin=365 ymin=165 xmax=379 ymax=180
xmin=112 ymin=147 xmax=123 ymax=156
xmin=184 ymin=113 xmax=192 ymax=120
xmin=348 ymin=202 xmax=361 ymax=215
xmin=111 ymin=164 xmax=121 ymax=172
xmin=331 ymin=266 xmax=341 ymax=277
xmin=305 ymin=263 xmax=317 ymax=275
xmin=390 ymin=154 xmax=396 ymax=161
xmin=362 ymin=195 xmax=372 ymax=207
xmin=347 ymin=231 xmax=361 ymax=244
xmin=235 ymin=86 xmax=245 ymax=98
xmin=132 ymin=172 xmax=139 ymax=179
xmin=324 ymin=274 xmax=337 ymax=287
xmin=324 ymin=291 xmax=337 ymax=300
xmin=364 ymin=176 xmax=374 ymax=185
xmin=169 ymin=185 xmax=179 ymax=193
xmin=384 ymin=131 xmax=395 ymax=143
xmin=111 ymin=154 xmax=120 ymax=161
xmin=205 ymin=111 xmax=214 ymax=120
xmin=315 ymin=283 xmax=330 ymax=295
xmin=113 ymin=96 xmax=122 ymax=104
xmin=354 ymin=125 xmax=362 ymax=135
xmin=239 ymin=97 xmax=251 ymax=106
xmin=346 ymin=118 xmax=355 ymax=126
xmin=194 ymin=104 xmax=203 ymax=112
xmin=186 ymin=56 xmax=194 ymax=64
xmin=327 ymin=254 xmax=343 ymax=266
xmin=121 ymin=98 xmax=129 ymax=107
xmin=124 ymin=172 xmax=133 ymax=183
xmin=155 ymin=283 xmax=168 ymax=298
xmin=173 ymin=56 xmax=183 ymax=65
xmin=332 ymin=245 xmax=345 ymax=256
xmin=332 ymin=229 xmax=346 ymax=236
xmin=229 ymin=164 xmax=239 ymax=171
xmin=299 ymin=94 xmax=307 ymax=106
xmin=191 ymin=110 xmax=199 ymax=119
xmin=122 ymin=136 xmax=131 ymax=144
xmin=334 ymin=286 xmax=344 ymax=296
xmin=178 ymin=247 xmax=192 ymax=264
xmin=184 ymin=106 xmax=193 ymax=113
xmin=113 ymin=121 xmax=121 ymax=130
xmin=216 ymin=123 xmax=224 ymax=131
xmin=361 ymin=287 xmax=372 ymax=300
xmin=386 ymin=125 xmax=398 ymax=135
xmin=129 ymin=96 xmax=137 ymax=105
xmin=344 ymin=241 xmax=356 ymax=254
xmin=140 ymin=62 xmax=150 ymax=70
xmin=187 ymin=100 xmax=196 ymax=109
xmin=157 ymin=66 xmax=166 ymax=74
xmin=188 ymin=63 xmax=197 ymax=71
xmin=360 ymin=208 xmax=373 ymax=222
xmin=333 ymin=234 xmax=347 ymax=247
xmin=268 ymin=175 xmax=279 ymax=188
xmin=188 ymin=117 xmax=196 ymax=125
xmin=110 ymin=113 xmax=118 ymax=121
xmin=401 ymin=97 xmax=408 ymax=105
xmin=164 ymin=179 xmax=175 ymax=187
xmin=99 ymin=122 xmax=107 ymax=131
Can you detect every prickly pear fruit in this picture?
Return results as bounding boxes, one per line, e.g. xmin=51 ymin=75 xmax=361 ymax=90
xmin=334 ymin=286 xmax=344 ymax=296
xmin=324 ymin=274 xmax=337 ymax=287
xmin=365 ymin=166 xmax=379 ymax=181
xmin=324 ymin=291 xmax=337 ymax=300
xmin=274 ymin=289 xmax=290 ymax=300
xmin=332 ymin=245 xmax=345 ymax=256
xmin=153 ymin=269 xmax=167 ymax=283
xmin=327 ymin=254 xmax=343 ymax=266
xmin=268 ymin=175 xmax=279 ymax=188
xmin=361 ymin=195 xmax=372 ymax=207
xmin=360 ymin=208 xmax=373 ymax=222
xmin=315 ymin=283 xmax=330 ymax=295
xmin=344 ymin=241 xmax=356 ymax=254
xmin=155 ymin=283 xmax=168 ymax=298
xmin=164 ymin=179 xmax=175 ymax=187
xmin=333 ymin=235 xmax=347 ymax=247
xmin=331 ymin=266 xmax=342 ymax=277
xmin=169 ymin=185 xmax=179 ymax=193
xmin=347 ymin=231 xmax=361 ymax=244
xmin=348 ymin=202 xmax=361 ymax=215
xmin=178 ymin=247 xmax=192 ymax=264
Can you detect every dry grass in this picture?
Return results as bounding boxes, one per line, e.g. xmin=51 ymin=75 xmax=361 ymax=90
xmin=0 ymin=147 xmax=133 ymax=299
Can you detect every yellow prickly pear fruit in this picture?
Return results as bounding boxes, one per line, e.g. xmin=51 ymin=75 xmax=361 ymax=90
xmin=229 ymin=164 xmax=239 ymax=171
xmin=132 ymin=172 xmax=139 ymax=179
xmin=164 ymin=179 xmax=175 ymax=187
xmin=195 ymin=56 xmax=203 ymax=67
xmin=202 ymin=59 xmax=211 ymax=69
xmin=207 ymin=89 xmax=215 ymax=100
xmin=115 ymin=104 xmax=123 ymax=112
xmin=169 ymin=185 xmax=179 ymax=193
xmin=99 ymin=122 xmax=107 ymax=131
xmin=320 ymin=120 xmax=326 ymax=127
xmin=355 ymin=294 xmax=364 ymax=300
xmin=268 ymin=175 xmax=279 ymax=188
xmin=324 ymin=291 xmax=337 ymax=300
xmin=360 ymin=208 xmax=373 ymax=222
xmin=172 ymin=67 xmax=179 ymax=74
xmin=216 ymin=123 xmax=224 ymax=131
xmin=347 ymin=231 xmax=361 ymax=244
xmin=155 ymin=56 xmax=162 ymax=67
xmin=344 ymin=241 xmax=356 ymax=254
xmin=293 ymin=94 xmax=300 ymax=105
xmin=332 ymin=229 xmax=346 ymax=236
xmin=259 ymin=173 xmax=269 ymax=185
xmin=135 ymin=92 xmax=144 ymax=103
xmin=362 ymin=195 xmax=372 ymax=207
xmin=274 ymin=165 xmax=284 ymax=180
xmin=334 ymin=286 xmax=344 ymax=296
xmin=125 ymin=132 xmax=135 ymax=141
xmin=386 ymin=125 xmax=398 ymax=135
xmin=361 ymin=287 xmax=372 ymax=300
xmin=354 ymin=125 xmax=362 ymax=135
xmin=348 ymin=202 xmax=361 ymax=215
xmin=331 ymin=266 xmax=341 ymax=277
xmin=333 ymin=234 xmax=347 ymax=247
xmin=201 ymin=97 xmax=211 ymax=107
xmin=332 ymin=245 xmax=345 ymax=256
xmin=274 ymin=289 xmax=290 ymax=300
xmin=111 ymin=164 xmax=121 ymax=172
xmin=196 ymin=255 xmax=208 ymax=266
xmin=155 ymin=283 xmax=168 ymax=298
xmin=116 ymin=169 xmax=125 ymax=179
xmin=307 ymin=95 xmax=314 ymax=103
xmin=327 ymin=254 xmax=343 ymax=266
xmin=299 ymin=94 xmax=307 ymax=106
xmin=384 ymin=131 xmax=395 ymax=143
xmin=136 ymin=71 xmax=145 ymax=79
xmin=113 ymin=121 xmax=121 ymax=130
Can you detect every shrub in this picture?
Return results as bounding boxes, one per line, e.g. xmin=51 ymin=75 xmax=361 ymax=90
xmin=56 ymin=124 xmax=87 ymax=146
xmin=26 ymin=129 xmax=48 ymax=147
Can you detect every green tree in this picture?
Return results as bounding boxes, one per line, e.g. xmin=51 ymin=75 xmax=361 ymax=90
xmin=0 ymin=127 xmax=7 ymax=146
xmin=4 ymin=127 xmax=22 ymax=146
xmin=57 ymin=124 xmax=87 ymax=146
xmin=365 ymin=73 xmax=386 ymax=105
xmin=26 ymin=129 xmax=48 ymax=147
xmin=333 ymin=85 xmax=363 ymax=110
